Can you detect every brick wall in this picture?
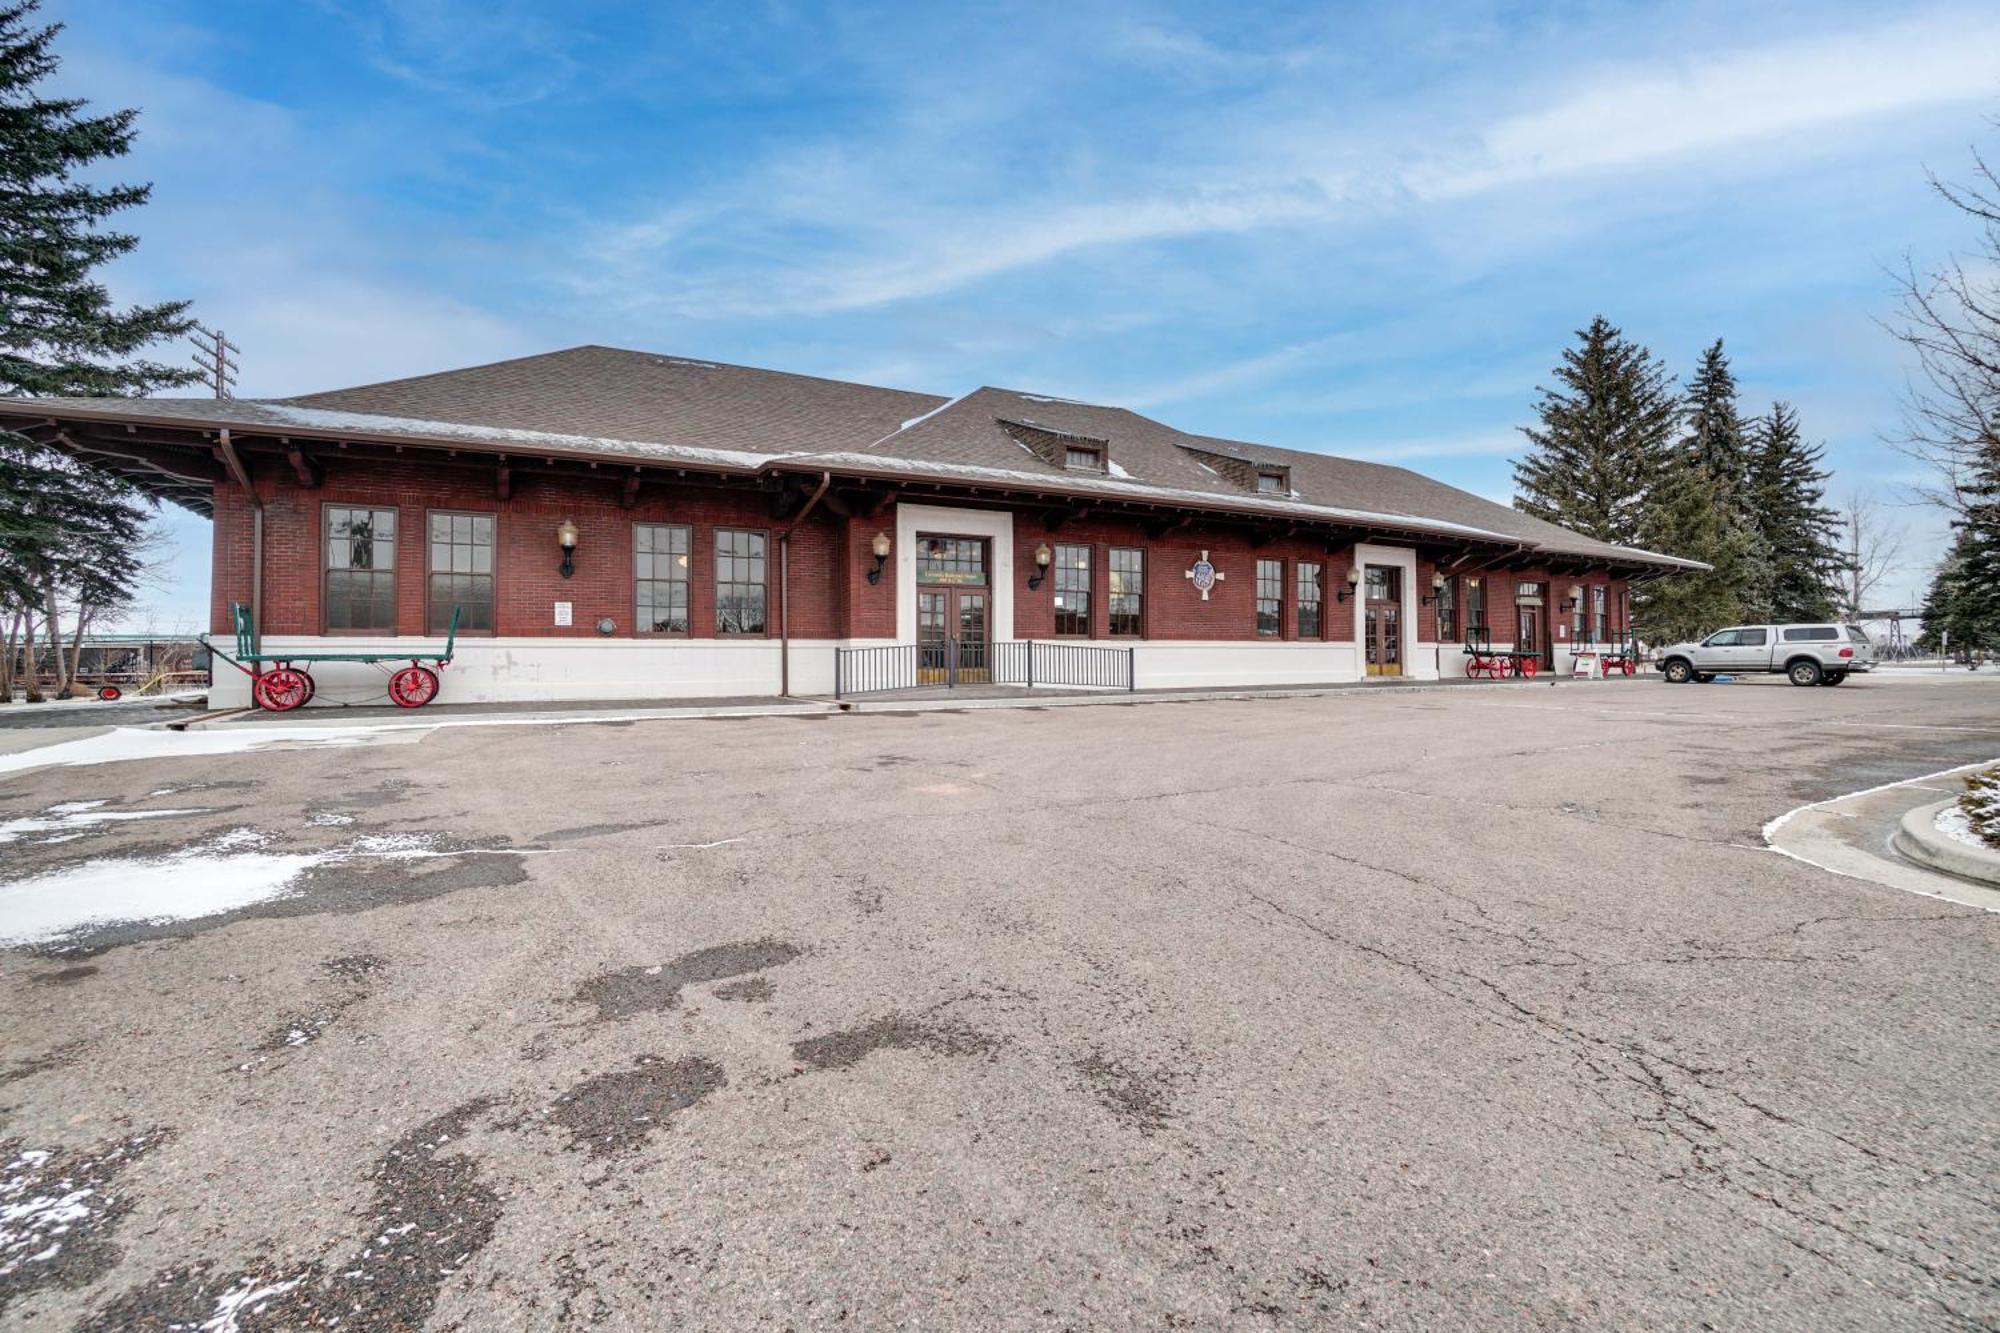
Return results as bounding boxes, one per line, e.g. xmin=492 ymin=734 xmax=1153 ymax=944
xmin=209 ymin=460 xmax=1627 ymax=651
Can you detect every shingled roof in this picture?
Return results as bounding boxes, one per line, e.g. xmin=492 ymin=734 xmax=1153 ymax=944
xmin=0 ymin=344 xmax=1702 ymax=570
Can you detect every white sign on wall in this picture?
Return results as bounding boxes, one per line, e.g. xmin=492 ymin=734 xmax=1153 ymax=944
xmin=554 ymin=601 xmax=573 ymax=627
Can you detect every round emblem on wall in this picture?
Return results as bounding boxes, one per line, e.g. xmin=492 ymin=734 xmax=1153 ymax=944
xmin=1183 ymin=550 xmax=1227 ymax=601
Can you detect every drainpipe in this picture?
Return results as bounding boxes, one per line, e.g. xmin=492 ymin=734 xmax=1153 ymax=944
xmin=216 ymin=429 xmax=264 ymax=655
xmin=779 ymin=471 xmax=833 ymax=697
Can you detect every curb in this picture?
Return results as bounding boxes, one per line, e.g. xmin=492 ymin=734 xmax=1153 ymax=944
xmin=830 ymin=673 xmax=1646 ymax=713
xmin=1894 ymin=799 xmax=2000 ymax=888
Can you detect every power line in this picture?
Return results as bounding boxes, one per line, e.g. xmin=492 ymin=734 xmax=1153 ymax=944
xmin=189 ymin=326 xmax=240 ymax=399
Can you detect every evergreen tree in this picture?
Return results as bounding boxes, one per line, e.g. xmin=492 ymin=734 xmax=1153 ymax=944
xmin=1677 ymin=338 xmax=1772 ymax=617
xmin=0 ymin=0 xmax=198 ymax=694
xmin=1746 ymin=402 xmax=1843 ymax=621
xmin=1918 ymin=440 xmax=2000 ymax=653
xmin=1634 ymin=446 xmax=1752 ymax=643
xmin=1513 ymin=317 xmax=1673 ymax=546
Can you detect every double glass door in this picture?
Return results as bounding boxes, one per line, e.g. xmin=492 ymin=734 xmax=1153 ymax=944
xmin=917 ymin=588 xmax=989 ymax=684
xmin=1363 ymin=566 xmax=1402 ymax=677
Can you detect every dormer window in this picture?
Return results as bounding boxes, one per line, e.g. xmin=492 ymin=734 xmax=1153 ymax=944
xmin=1256 ymin=469 xmax=1287 ymax=494
xmin=999 ymin=418 xmax=1113 ymax=474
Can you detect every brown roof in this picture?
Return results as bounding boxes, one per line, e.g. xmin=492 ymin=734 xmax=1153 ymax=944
xmin=0 ymin=345 xmax=1702 ymax=569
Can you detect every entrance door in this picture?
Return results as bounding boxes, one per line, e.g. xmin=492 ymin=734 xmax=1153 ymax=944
xmin=1364 ymin=566 xmax=1402 ymax=677
xmin=1516 ymin=604 xmax=1544 ymax=666
xmin=915 ymin=534 xmax=991 ymax=686
xmin=917 ymin=588 xmax=988 ymax=684
xmin=956 ymin=592 xmax=989 ymax=683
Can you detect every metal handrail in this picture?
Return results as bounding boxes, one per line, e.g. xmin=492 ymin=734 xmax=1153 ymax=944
xmin=835 ymin=639 xmax=1136 ymax=698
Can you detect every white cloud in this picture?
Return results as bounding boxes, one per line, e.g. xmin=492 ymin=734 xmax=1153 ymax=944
xmin=569 ymin=7 xmax=2000 ymax=320
xmin=1418 ymin=11 xmax=2000 ymax=196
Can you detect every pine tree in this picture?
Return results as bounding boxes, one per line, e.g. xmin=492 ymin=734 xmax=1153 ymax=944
xmin=1678 ymin=339 xmax=1772 ymax=618
xmin=1634 ymin=447 xmax=1751 ymax=643
xmin=1920 ymin=440 xmax=2000 ymax=653
xmin=0 ymin=0 xmax=199 ymax=695
xmin=1747 ymin=402 xmax=1843 ymax=621
xmin=1513 ymin=317 xmax=1674 ymax=546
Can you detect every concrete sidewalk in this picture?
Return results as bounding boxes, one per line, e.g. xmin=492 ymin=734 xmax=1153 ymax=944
xmin=197 ymin=671 xmax=1642 ymax=730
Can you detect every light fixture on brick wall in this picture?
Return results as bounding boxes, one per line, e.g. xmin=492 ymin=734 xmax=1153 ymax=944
xmin=1027 ymin=541 xmax=1053 ymax=590
xmin=558 ymin=519 xmax=580 ymax=579
xmin=1561 ymin=582 xmax=1583 ymax=611
xmin=1421 ymin=571 xmax=1446 ymax=606
xmin=1336 ymin=566 xmax=1361 ymax=603
xmin=866 ymin=531 xmax=892 ymax=585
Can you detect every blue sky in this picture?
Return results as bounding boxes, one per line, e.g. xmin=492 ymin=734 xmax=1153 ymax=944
xmin=43 ymin=0 xmax=1999 ymax=629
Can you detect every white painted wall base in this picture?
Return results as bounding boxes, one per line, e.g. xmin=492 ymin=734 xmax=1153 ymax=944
xmin=212 ymin=631 xmax=1591 ymax=709
xmin=1131 ymin=640 xmax=1361 ymax=689
xmin=212 ymin=637 xmax=892 ymax=709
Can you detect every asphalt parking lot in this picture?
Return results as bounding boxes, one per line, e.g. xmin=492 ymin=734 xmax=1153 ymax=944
xmin=2 ymin=673 xmax=1996 ymax=1330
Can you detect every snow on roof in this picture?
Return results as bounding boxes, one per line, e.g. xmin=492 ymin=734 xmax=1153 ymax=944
xmin=253 ymin=403 xmax=778 ymax=470
xmin=795 ymin=451 xmax=1517 ymax=541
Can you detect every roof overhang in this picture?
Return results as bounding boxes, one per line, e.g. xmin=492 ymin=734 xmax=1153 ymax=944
xmin=0 ymin=398 xmax=1708 ymax=573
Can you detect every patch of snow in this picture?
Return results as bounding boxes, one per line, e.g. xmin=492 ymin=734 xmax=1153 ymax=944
xmin=1017 ymin=393 xmax=1087 ymax=405
xmin=305 ymin=811 xmax=356 ymax=827
xmin=1106 ymin=460 xmax=1133 ymax=478
xmin=253 ymin=403 xmax=777 ymax=472
xmin=0 ymin=1156 xmax=96 ymax=1279
xmin=197 ymin=1274 xmax=305 ymax=1333
xmin=0 ymin=724 xmax=427 ymax=778
xmin=886 ymin=392 xmax=970 ymax=438
xmin=662 ymin=358 xmax=721 ymax=369
xmin=0 ymin=803 xmax=208 ymax=845
xmin=0 ymin=828 xmax=550 ymax=949
xmin=0 ymin=834 xmax=329 ymax=949
xmin=797 ymin=451 xmax=1517 ymax=540
xmin=1937 ymin=803 xmax=1998 ymax=851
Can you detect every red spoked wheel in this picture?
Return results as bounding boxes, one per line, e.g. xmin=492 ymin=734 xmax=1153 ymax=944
xmin=97 ymin=685 xmax=122 ymax=702
xmin=1520 ymin=657 xmax=1539 ymax=679
xmin=387 ymin=665 xmax=439 ymax=709
xmin=1620 ymin=658 xmax=1636 ymax=677
xmin=253 ymin=666 xmax=312 ymax=712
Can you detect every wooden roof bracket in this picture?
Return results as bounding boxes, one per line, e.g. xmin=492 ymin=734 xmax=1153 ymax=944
xmin=216 ymin=428 xmax=257 ymax=501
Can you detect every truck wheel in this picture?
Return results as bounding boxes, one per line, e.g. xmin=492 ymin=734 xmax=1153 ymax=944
xmin=1787 ymin=659 xmax=1823 ymax=687
xmin=1662 ymin=658 xmax=1693 ymax=684
xmin=1819 ymin=672 xmax=1846 ymax=686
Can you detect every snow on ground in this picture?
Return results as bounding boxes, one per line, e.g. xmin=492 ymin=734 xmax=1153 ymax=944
xmin=0 ymin=800 xmax=209 ymax=845
xmin=0 ymin=1150 xmax=89 ymax=1278
xmin=0 ymin=689 xmax=206 ymax=713
xmin=0 ymin=828 xmax=546 ymax=949
xmin=197 ymin=1274 xmax=305 ymax=1333
xmin=0 ymin=724 xmax=422 ymax=777
xmin=1937 ymin=803 xmax=1999 ymax=851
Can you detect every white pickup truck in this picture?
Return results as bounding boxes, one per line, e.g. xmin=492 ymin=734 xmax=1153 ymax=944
xmin=1656 ymin=623 xmax=1875 ymax=686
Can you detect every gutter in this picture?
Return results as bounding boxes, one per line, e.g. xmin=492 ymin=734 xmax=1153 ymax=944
xmin=778 ymin=472 xmax=833 ymax=697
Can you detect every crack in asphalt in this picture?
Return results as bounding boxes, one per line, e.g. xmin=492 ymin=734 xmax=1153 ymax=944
xmin=1236 ymin=887 xmax=1995 ymax=1326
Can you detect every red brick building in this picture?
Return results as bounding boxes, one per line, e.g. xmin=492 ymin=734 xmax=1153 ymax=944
xmin=0 ymin=347 xmax=1701 ymax=707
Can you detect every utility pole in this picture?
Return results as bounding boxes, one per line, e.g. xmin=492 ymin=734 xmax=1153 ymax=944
xmin=189 ymin=326 xmax=240 ymax=399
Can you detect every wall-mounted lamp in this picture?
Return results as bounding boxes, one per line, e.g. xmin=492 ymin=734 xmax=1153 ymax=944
xmin=1560 ymin=581 xmax=1583 ymax=611
xmin=1421 ymin=571 xmax=1447 ymax=606
xmin=1336 ymin=566 xmax=1362 ymax=603
xmin=866 ymin=531 xmax=892 ymax=585
xmin=557 ymin=518 xmax=580 ymax=579
xmin=1027 ymin=541 xmax=1053 ymax=590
